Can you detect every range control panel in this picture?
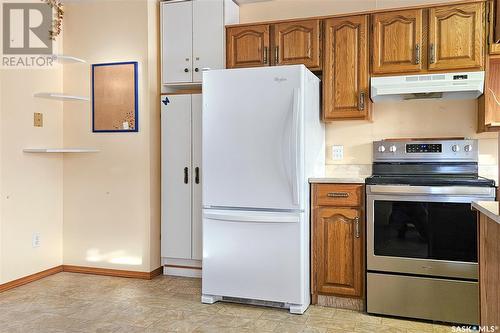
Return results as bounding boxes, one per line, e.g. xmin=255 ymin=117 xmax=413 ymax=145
xmin=406 ymin=144 xmax=442 ymax=153
xmin=373 ymin=139 xmax=478 ymax=162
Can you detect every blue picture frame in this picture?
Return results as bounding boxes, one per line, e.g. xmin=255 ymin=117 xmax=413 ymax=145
xmin=92 ymin=61 xmax=138 ymax=133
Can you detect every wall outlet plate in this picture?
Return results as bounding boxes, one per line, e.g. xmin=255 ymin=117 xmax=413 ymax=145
xmin=32 ymin=233 xmax=40 ymax=248
xmin=332 ymin=145 xmax=344 ymax=161
xmin=34 ymin=113 xmax=43 ymax=127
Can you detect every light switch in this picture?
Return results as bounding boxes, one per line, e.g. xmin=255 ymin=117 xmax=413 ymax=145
xmin=332 ymin=145 xmax=344 ymax=161
xmin=34 ymin=113 xmax=43 ymax=127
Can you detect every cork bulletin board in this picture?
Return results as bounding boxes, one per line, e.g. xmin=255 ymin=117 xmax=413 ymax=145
xmin=92 ymin=61 xmax=138 ymax=132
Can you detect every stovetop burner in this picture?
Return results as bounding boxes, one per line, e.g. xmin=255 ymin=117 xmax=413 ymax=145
xmin=369 ymin=139 xmax=496 ymax=188
xmin=365 ymin=175 xmax=495 ymax=187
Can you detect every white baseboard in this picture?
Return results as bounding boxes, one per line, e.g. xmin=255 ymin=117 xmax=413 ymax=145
xmin=163 ymin=266 xmax=202 ymax=278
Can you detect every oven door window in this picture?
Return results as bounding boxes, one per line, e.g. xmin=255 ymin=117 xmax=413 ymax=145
xmin=374 ymin=201 xmax=477 ymax=262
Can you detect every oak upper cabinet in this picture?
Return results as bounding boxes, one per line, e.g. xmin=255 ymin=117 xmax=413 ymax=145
xmin=312 ymin=184 xmax=365 ymax=301
xmin=478 ymin=55 xmax=500 ymax=132
xmin=274 ymin=20 xmax=322 ymax=70
xmin=428 ymin=3 xmax=485 ymax=71
xmin=226 ymin=19 xmax=321 ymax=69
xmin=372 ymin=9 xmax=424 ymax=74
xmin=323 ymin=15 xmax=370 ymax=120
xmin=226 ymin=25 xmax=271 ymax=68
xmin=161 ymin=0 xmax=239 ymax=85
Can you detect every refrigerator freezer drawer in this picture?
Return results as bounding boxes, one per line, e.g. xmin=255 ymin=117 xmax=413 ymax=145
xmin=367 ymin=273 xmax=478 ymax=325
xmin=202 ymin=210 xmax=305 ymax=305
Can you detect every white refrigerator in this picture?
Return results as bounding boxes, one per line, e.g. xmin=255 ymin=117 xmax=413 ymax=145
xmin=201 ymin=65 xmax=324 ymax=314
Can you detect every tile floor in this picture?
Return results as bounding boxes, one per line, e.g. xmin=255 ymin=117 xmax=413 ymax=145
xmin=0 ymin=272 xmax=454 ymax=333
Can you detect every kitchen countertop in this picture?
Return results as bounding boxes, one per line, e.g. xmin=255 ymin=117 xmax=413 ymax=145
xmin=309 ymin=177 xmax=367 ymax=184
xmin=472 ymin=201 xmax=500 ymax=224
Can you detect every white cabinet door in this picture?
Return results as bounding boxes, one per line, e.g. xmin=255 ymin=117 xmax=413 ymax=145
xmin=191 ymin=94 xmax=203 ymax=260
xmin=161 ymin=95 xmax=192 ymax=259
xmin=162 ymin=1 xmax=193 ymax=84
xmin=192 ymin=0 xmax=224 ymax=82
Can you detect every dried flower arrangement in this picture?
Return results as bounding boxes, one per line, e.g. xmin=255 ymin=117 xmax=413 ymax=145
xmin=42 ymin=0 xmax=64 ymax=40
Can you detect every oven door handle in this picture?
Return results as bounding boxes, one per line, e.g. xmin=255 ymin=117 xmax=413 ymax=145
xmin=367 ymin=185 xmax=495 ymax=197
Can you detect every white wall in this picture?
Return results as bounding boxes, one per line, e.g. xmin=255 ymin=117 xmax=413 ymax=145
xmin=0 ymin=46 xmax=64 ymax=283
xmin=62 ymin=0 xmax=160 ymax=273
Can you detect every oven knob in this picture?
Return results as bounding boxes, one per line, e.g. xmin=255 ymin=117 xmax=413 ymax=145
xmin=464 ymin=144 xmax=473 ymax=152
xmin=378 ymin=146 xmax=386 ymax=153
xmin=452 ymin=144 xmax=460 ymax=152
xmin=389 ymin=145 xmax=397 ymax=153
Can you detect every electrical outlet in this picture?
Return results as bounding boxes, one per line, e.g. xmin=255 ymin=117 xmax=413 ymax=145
xmin=34 ymin=113 xmax=43 ymax=127
xmin=332 ymin=145 xmax=344 ymax=161
xmin=32 ymin=233 xmax=40 ymax=248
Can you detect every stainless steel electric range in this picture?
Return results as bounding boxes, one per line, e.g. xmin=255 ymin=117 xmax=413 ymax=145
xmin=365 ymin=139 xmax=496 ymax=325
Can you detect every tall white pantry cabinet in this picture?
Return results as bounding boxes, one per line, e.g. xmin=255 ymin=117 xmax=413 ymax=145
xmin=160 ymin=0 xmax=239 ymax=276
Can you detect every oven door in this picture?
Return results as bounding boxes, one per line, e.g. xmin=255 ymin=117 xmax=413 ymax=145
xmin=366 ymin=185 xmax=495 ymax=280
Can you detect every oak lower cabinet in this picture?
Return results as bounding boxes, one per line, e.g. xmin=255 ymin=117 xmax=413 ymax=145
xmin=311 ymin=183 xmax=365 ymax=309
xmin=323 ymin=15 xmax=370 ymax=120
xmin=478 ymin=211 xmax=500 ymax=326
xmin=161 ymin=94 xmax=202 ymax=264
xmin=226 ymin=19 xmax=321 ymax=70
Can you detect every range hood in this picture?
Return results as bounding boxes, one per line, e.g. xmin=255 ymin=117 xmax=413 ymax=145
xmin=370 ymin=71 xmax=484 ymax=102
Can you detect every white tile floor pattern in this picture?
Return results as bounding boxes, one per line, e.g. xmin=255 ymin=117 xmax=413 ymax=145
xmin=0 ymin=272 xmax=457 ymax=332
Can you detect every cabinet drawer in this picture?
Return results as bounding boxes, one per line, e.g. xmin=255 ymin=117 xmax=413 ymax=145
xmin=314 ymin=184 xmax=363 ymax=207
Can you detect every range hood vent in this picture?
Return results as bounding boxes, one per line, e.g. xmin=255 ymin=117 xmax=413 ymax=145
xmin=371 ymin=71 xmax=484 ymax=102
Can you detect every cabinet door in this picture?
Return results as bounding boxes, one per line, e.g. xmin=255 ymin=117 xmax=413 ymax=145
xmin=161 ymin=1 xmax=193 ymax=84
xmin=313 ymin=207 xmax=364 ymax=297
xmin=273 ymin=20 xmax=321 ymax=69
xmin=428 ymin=3 xmax=484 ymax=71
xmin=161 ymin=95 xmax=192 ymax=259
xmin=191 ymin=94 xmax=203 ymax=260
xmin=226 ymin=25 xmax=270 ymax=68
xmin=192 ymin=0 xmax=224 ymax=82
xmin=372 ymin=9 xmax=424 ymax=74
xmin=323 ymin=15 xmax=370 ymax=120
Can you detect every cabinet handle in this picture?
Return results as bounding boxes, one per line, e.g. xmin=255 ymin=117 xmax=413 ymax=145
xmin=184 ymin=167 xmax=189 ymax=184
xmin=263 ymin=47 xmax=268 ymax=64
xmin=358 ymin=92 xmax=365 ymax=111
xmin=354 ymin=217 xmax=360 ymax=238
xmin=195 ymin=68 xmax=199 ymax=72
xmin=429 ymin=44 xmax=436 ymax=64
xmin=275 ymin=46 xmax=279 ymax=64
xmin=195 ymin=167 xmax=200 ymax=184
xmin=184 ymin=68 xmax=189 ymax=73
xmin=327 ymin=192 xmax=349 ymax=198
xmin=415 ymin=44 xmax=420 ymax=65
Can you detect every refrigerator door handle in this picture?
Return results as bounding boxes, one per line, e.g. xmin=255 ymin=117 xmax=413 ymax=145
xmin=290 ymin=88 xmax=301 ymax=206
xmin=204 ymin=210 xmax=300 ymax=223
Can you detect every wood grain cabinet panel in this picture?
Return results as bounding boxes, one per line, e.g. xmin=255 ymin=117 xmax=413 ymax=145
xmin=226 ymin=25 xmax=270 ymax=68
xmin=428 ymin=3 xmax=485 ymax=71
xmin=372 ymin=9 xmax=425 ymax=74
xmin=313 ymin=206 xmax=364 ymax=298
xmin=323 ymin=15 xmax=370 ymax=120
xmin=273 ymin=20 xmax=321 ymax=69
xmin=315 ymin=183 xmax=363 ymax=207
xmin=478 ymin=213 xmax=500 ymax=326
